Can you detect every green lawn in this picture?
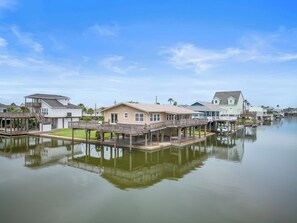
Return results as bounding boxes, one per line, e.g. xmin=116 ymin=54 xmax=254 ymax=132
xmin=51 ymin=128 xmax=111 ymax=140
xmin=237 ymin=118 xmax=254 ymax=123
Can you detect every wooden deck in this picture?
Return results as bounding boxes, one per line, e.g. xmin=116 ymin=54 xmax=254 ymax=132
xmin=69 ymin=119 xmax=208 ymax=135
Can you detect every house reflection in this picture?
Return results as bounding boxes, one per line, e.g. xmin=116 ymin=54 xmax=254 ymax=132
xmin=0 ymin=136 xmax=40 ymax=159
xmin=0 ymin=125 xmax=257 ymax=189
xmin=68 ymin=144 xmax=209 ymax=189
xmin=68 ymin=127 xmax=257 ymax=189
xmin=24 ymin=138 xmax=82 ymax=168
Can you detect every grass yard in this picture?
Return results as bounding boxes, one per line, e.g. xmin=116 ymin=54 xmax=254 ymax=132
xmin=51 ymin=128 xmax=111 ymax=140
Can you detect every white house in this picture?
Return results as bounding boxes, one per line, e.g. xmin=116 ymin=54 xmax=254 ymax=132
xmin=249 ymin=106 xmax=267 ymax=120
xmin=212 ymin=91 xmax=245 ymax=116
xmin=25 ymin=93 xmax=82 ymax=131
xmin=182 ymin=101 xmax=225 ymax=120
xmin=0 ymin=103 xmax=8 ymax=113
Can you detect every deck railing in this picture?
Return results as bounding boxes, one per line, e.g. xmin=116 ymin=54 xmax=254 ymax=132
xmin=69 ymin=118 xmax=208 ymax=134
xmin=0 ymin=112 xmax=34 ymax=118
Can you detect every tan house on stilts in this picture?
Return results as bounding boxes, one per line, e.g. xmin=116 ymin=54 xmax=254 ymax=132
xmin=69 ymin=103 xmax=209 ymax=151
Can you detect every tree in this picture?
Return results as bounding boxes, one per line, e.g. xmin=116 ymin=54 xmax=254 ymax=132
xmin=168 ymin=98 xmax=174 ymax=105
xmin=87 ymin=108 xmax=94 ymax=115
xmin=78 ymin=103 xmax=87 ymax=116
xmin=6 ymin=106 xmax=18 ymax=113
xmin=20 ymin=106 xmax=30 ymax=113
xmin=173 ymin=101 xmax=177 ymax=106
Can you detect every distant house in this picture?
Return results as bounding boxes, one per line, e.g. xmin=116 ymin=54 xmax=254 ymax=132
xmin=182 ymin=101 xmax=225 ymax=120
xmin=249 ymin=106 xmax=267 ymax=120
xmin=212 ymin=91 xmax=245 ymax=116
xmin=25 ymin=93 xmax=82 ymax=130
xmin=0 ymin=103 xmax=8 ymax=113
xmin=102 ymin=102 xmax=194 ymax=124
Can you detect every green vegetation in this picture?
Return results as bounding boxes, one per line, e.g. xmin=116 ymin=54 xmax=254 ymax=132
xmin=51 ymin=128 xmax=111 ymax=140
xmin=237 ymin=118 xmax=255 ymax=123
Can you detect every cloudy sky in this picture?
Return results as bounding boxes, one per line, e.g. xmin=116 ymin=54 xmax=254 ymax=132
xmin=0 ymin=0 xmax=297 ymax=108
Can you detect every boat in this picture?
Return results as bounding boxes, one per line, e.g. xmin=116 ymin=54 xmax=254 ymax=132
xmin=217 ymin=126 xmax=230 ymax=134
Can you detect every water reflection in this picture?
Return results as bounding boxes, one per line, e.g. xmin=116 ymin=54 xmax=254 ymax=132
xmin=0 ymin=126 xmax=257 ymax=189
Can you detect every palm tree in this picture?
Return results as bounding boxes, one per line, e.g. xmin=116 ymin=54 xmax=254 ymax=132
xmin=78 ymin=103 xmax=87 ymax=116
xmin=173 ymin=101 xmax=177 ymax=106
xmin=168 ymin=98 xmax=174 ymax=105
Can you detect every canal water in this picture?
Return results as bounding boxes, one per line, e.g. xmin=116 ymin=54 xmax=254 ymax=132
xmin=0 ymin=118 xmax=296 ymax=223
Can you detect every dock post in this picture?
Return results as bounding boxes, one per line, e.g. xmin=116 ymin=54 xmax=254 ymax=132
xmin=161 ymin=130 xmax=164 ymax=143
xmin=204 ymin=125 xmax=207 ymax=137
xmin=129 ymin=135 xmax=132 ymax=152
xmin=145 ymin=133 xmax=148 ymax=147
xmin=199 ymin=125 xmax=201 ymax=138
xmin=178 ymin=127 xmax=181 ymax=143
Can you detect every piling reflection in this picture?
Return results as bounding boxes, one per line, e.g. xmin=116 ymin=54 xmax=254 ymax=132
xmin=0 ymin=126 xmax=258 ymax=188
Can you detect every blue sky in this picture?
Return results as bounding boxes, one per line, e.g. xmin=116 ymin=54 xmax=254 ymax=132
xmin=0 ymin=0 xmax=297 ymax=108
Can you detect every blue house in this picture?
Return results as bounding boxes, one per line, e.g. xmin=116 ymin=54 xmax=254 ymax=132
xmin=182 ymin=101 xmax=224 ymax=120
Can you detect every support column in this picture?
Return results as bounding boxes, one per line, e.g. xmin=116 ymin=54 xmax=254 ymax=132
xmin=129 ymin=135 xmax=132 ymax=152
xmin=199 ymin=125 xmax=201 ymax=138
xmin=204 ymin=125 xmax=207 ymax=137
xmin=145 ymin=133 xmax=148 ymax=147
xmin=161 ymin=130 xmax=164 ymax=143
xmin=178 ymin=127 xmax=182 ymax=143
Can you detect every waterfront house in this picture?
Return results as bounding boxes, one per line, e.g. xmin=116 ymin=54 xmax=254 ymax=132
xmin=68 ymin=102 xmax=208 ymax=150
xmin=25 ymin=93 xmax=82 ymax=131
xmin=182 ymin=101 xmax=225 ymax=120
xmin=212 ymin=91 xmax=245 ymax=116
xmin=0 ymin=103 xmax=8 ymax=113
xmin=102 ymin=102 xmax=195 ymax=124
xmin=249 ymin=106 xmax=268 ymax=120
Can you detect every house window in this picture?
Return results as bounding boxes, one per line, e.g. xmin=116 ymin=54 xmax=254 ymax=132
xmin=41 ymin=108 xmax=48 ymax=115
xmin=167 ymin=114 xmax=175 ymax=120
xmin=124 ymin=112 xmax=128 ymax=119
xmin=135 ymin=113 xmax=144 ymax=122
xmin=150 ymin=113 xmax=160 ymax=122
xmin=67 ymin=112 xmax=72 ymax=117
xmin=215 ymin=100 xmax=218 ymax=104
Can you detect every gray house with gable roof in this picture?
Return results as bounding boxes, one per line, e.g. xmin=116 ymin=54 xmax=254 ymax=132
xmin=25 ymin=93 xmax=82 ymax=130
xmin=212 ymin=91 xmax=245 ymax=116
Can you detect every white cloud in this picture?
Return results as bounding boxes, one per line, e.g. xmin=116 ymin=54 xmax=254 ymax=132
xmin=0 ymin=0 xmax=17 ymax=10
xmin=101 ymin=55 xmax=145 ymax=74
xmin=163 ymin=29 xmax=297 ymax=73
xmin=0 ymin=53 xmax=79 ymax=77
xmin=88 ymin=24 xmax=117 ymax=37
xmin=0 ymin=37 xmax=7 ymax=47
xmin=11 ymin=26 xmax=44 ymax=52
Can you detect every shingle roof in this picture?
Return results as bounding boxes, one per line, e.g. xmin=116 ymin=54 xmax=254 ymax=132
xmin=0 ymin=103 xmax=9 ymax=108
xmin=43 ymin=99 xmax=80 ymax=109
xmin=103 ymin=103 xmax=196 ymax=114
xmin=186 ymin=101 xmax=225 ymax=112
xmin=25 ymin=93 xmax=70 ymax=100
xmin=212 ymin=91 xmax=243 ymax=105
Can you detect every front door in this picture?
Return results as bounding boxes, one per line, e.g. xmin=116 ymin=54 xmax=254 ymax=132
xmin=111 ymin=113 xmax=118 ymax=124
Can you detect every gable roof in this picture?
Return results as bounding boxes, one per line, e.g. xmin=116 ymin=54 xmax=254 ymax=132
xmin=25 ymin=93 xmax=70 ymax=100
xmin=43 ymin=99 xmax=80 ymax=109
xmin=102 ymin=103 xmax=195 ymax=114
xmin=186 ymin=101 xmax=225 ymax=112
xmin=0 ymin=103 xmax=9 ymax=109
xmin=212 ymin=91 xmax=243 ymax=105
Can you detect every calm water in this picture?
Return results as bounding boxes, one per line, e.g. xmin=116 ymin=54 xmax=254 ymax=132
xmin=0 ymin=118 xmax=297 ymax=223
